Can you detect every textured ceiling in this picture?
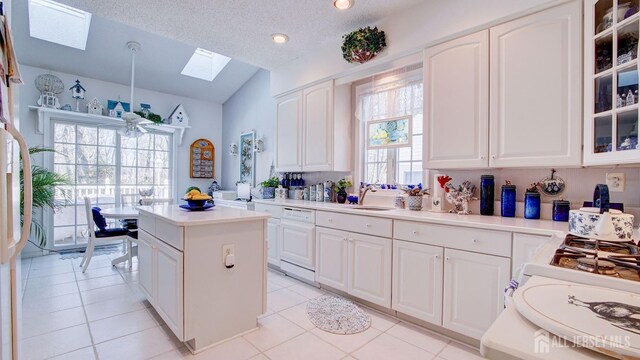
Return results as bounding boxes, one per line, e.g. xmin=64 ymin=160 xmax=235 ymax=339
xmin=12 ymin=0 xmax=260 ymax=103
xmin=53 ymin=0 xmax=427 ymax=70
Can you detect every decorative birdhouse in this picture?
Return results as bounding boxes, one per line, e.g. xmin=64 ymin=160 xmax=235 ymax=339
xmin=69 ymin=80 xmax=86 ymax=99
xmin=168 ymin=104 xmax=189 ymax=126
xmin=86 ymin=97 xmax=103 ymax=115
xmin=107 ymin=100 xmax=130 ymax=118
xmin=140 ymin=103 xmax=151 ymax=118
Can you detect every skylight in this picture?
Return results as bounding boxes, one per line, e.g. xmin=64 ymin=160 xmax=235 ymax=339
xmin=28 ymin=0 xmax=92 ymax=50
xmin=181 ymin=48 xmax=231 ymax=81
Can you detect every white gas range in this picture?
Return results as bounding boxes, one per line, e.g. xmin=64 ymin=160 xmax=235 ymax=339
xmin=482 ymin=234 xmax=640 ymax=360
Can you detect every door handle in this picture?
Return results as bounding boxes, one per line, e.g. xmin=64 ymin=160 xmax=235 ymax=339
xmin=6 ymin=121 xmax=32 ymax=258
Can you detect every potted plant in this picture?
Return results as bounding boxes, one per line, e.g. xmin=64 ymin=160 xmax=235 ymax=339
xmin=341 ymin=26 xmax=387 ymax=64
xmin=400 ymin=184 xmax=430 ymax=211
xmin=21 ymin=147 xmax=71 ymax=247
xmin=333 ymin=178 xmax=353 ymax=204
xmin=260 ymin=177 xmax=280 ymax=199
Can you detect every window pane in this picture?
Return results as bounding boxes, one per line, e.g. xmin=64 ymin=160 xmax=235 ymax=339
xmin=98 ymin=128 xmax=116 ymax=146
xmin=77 ymin=126 xmax=97 ymax=144
xmin=398 ymin=146 xmax=411 ymax=161
xmin=367 ymin=149 xmax=387 ymax=162
xmin=155 ymin=135 xmax=170 ymax=151
xmin=398 ymin=162 xmax=412 ymax=185
xmin=413 ymin=113 xmax=423 ymax=134
xmin=121 ymin=148 xmax=136 ymax=166
xmin=155 ymin=151 xmax=169 ymax=168
xmin=121 ymin=136 xmax=137 ymax=149
xmin=121 ymin=167 xmax=137 ymax=185
xmin=412 ymin=162 xmax=423 ymax=184
xmin=137 ymin=150 xmax=153 ymax=167
xmin=138 ymin=168 xmax=153 ymax=185
xmin=412 ymin=135 xmax=423 ymax=161
xmin=75 ymin=204 xmax=88 ymax=226
xmin=54 ymin=143 xmax=74 ymax=164
xmin=98 ymin=147 xmax=115 ymax=165
xmin=54 ymin=164 xmax=75 ymax=184
xmin=53 ymin=226 xmax=76 ymax=247
xmin=98 ymin=166 xmax=116 ymax=184
xmin=366 ymin=163 xmax=387 ymax=184
xmin=77 ymin=166 xmax=97 ymax=184
xmin=54 ymin=123 xmax=75 ymax=143
xmin=138 ymin=134 xmax=153 ymax=150
xmin=155 ymin=168 xmax=169 ymax=186
xmin=53 ymin=205 xmax=75 ymax=227
xmin=76 ymin=145 xmax=97 ymax=165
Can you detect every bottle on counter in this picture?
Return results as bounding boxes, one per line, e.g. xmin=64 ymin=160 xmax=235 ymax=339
xmin=501 ymin=182 xmax=516 ymax=217
xmin=299 ymin=174 xmax=305 ymax=187
xmin=480 ymin=175 xmax=495 ymax=216
xmin=552 ymin=200 xmax=570 ymax=222
xmin=524 ymin=191 xmax=541 ymax=219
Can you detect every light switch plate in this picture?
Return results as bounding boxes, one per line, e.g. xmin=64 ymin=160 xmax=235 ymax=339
xmin=606 ymin=173 xmax=625 ymax=192
xmin=222 ymin=244 xmax=235 ymax=263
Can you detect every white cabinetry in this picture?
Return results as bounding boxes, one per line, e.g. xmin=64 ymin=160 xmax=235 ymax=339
xmin=275 ymin=91 xmax=303 ymax=171
xmin=267 ymin=218 xmax=281 ymax=267
xmin=137 ymin=230 xmax=155 ymax=304
xmin=280 ymin=219 xmax=315 ymax=270
xmin=489 ymin=1 xmax=581 ymax=167
xmin=442 ymin=249 xmax=510 ymax=340
xmin=424 ymin=30 xmax=489 ymax=169
xmin=315 ymin=227 xmax=349 ymax=292
xmin=155 ymin=239 xmax=184 ymax=338
xmin=348 ymin=233 xmax=392 ymax=308
xmin=423 ymin=1 xmax=581 ymax=169
xmin=512 ymin=233 xmax=549 ymax=276
xmin=392 ymin=240 xmax=443 ymax=325
xmin=275 ymin=81 xmax=351 ymax=172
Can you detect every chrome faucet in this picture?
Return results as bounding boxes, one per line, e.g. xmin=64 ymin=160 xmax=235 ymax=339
xmin=359 ymin=185 xmax=377 ymax=205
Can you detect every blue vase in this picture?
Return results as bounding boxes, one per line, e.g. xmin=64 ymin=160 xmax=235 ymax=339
xmin=480 ymin=175 xmax=494 ymax=216
xmin=524 ymin=192 xmax=541 ymax=219
xmin=501 ymin=185 xmax=516 ymax=217
xmin=552 ymin=200 xmax=570 ymax=222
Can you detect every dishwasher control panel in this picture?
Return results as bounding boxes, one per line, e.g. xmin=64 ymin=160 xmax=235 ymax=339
xmin=281 ymin=207 xmax=316 ymax=223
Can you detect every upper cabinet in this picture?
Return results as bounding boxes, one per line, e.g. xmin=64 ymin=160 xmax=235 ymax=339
xmin=275 ymin=91 xmax=303 ymax=172
xmin=424 ymin=30 xmax=489 ymax=169
xmin=423 ymin=1 xmax=582 ymax=169
xmin=490 ymin=1 xmax=582 ymax=167
xmin=275 ymin=80 xmax=352 ymax=172
xmin=584 ymin=0 xmax=640 ymax=165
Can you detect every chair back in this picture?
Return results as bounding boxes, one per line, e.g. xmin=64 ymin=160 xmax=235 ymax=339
xmin=84 ymin=197 xmax=97 ymax=242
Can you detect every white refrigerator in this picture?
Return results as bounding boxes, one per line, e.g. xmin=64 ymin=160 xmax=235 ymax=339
xmin=0 ymin=5 xmax=32 ymax=358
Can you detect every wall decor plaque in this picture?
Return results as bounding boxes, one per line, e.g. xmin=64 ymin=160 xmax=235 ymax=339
xmin=190 ymin=139 xmax=215 ymax=178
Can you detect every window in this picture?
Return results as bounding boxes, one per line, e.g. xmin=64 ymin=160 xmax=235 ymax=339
xmin=358 ymin=73 xmax=423 ymax=186
xmin=181 ymin=48 xmax=231 ymax=81
xmin=28 ymin=0 xmax=92 ymax=50
xmin=51 ymin=121 xmax=172 ymax=248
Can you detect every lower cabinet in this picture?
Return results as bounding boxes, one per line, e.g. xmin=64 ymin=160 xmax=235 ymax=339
xmin=137 ymin=229 xmax=184 ymax=339
xmin=392 ymin=240 xmax=443 ymax=325
xmin=267 ymin=218 xmax=281 ymax=267
xmin=280 ymin=219 xmax=315 ymax=269
xmin=316 ymin=227 xmax=391 ymax=308
xmin=442 ymin=248 xmax=510 ymax=339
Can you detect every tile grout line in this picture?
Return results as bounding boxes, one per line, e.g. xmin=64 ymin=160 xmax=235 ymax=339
xmin=71 ymin=256 xmax=100 ymax=359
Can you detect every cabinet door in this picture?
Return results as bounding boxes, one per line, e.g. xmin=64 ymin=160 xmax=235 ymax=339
xmin=280 ymin=220 xmax=315 ymax=269
xmin=348 ymin=233 xmax=391 ymax=308
xmin=443 ymin=249 xmax=510 ymax=339
xmin=512 ymin=233 xmax=549 ymax=277
xmin=303 ymin=81 xmax=334 ymax=171
xmin=137 ymin=230 xmax=155 ymax=305
xmin=424 ymin=30 xmax=489 ymax=169
xmin=275 ymin=91 xmax=303 ymax=172
xmin=489 ymin=1 xmax=581 ymax=167
xmin=315 ymin=227 xmax=348 ymax=292
xmin=155 ymin=240 xmax=184 ymax=340
xmin=392 ymin=240 xmax=443 ymax=325
xmin=267 ymin=218 xmax=281 ymax=267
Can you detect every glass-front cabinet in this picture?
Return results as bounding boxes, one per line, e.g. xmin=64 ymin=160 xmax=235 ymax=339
xmin=585 ymin=0 xmax=640 ymax=164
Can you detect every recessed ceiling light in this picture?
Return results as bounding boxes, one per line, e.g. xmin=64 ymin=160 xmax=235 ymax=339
xmin=333 ymin=0 xmax=353 ymax=10
xmin=181 ymin=48 xmax=231 ymax=82
xmin=28 ymin=0 xmax=92 ymax=50
xmin=272 ymin=33 xmax=289 ymax=44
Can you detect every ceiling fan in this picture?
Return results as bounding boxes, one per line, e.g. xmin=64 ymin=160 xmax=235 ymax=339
xmin=118 ymin=41 xmax=153 ymax=138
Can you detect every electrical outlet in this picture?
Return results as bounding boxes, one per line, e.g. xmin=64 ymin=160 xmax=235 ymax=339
xmin=222 ymin=244 xmax=234 ymax=263
xmin=606 ymin=173 xmax=625 ymax=192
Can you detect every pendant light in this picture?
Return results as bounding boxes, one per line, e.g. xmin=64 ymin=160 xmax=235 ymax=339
xmin=118 ymin=41 xmax=148 ymax=138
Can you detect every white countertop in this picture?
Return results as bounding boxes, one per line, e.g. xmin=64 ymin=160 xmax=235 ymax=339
xmin=253 ymin=199 xmax=568 ymax=236
xmin=138 ymin=204 xmax=270 ymax=226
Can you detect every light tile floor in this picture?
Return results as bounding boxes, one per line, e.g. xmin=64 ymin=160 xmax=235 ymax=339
xmin=21 ymin=252 xmax=485 ymax=360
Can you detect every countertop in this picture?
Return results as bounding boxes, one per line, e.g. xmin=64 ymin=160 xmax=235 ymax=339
xmin=138 ymin=204 xmax=271 ymax=226
xmin=253 ymin=199 xmax=569 ymax=236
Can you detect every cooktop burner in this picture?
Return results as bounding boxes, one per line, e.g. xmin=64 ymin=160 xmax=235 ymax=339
xmin=550 ymin=234 xmax=640 ymax=282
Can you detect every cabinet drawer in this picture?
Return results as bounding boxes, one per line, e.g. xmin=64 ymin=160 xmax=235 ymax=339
xmin=139 ymin=212 xmax=156 ymax=235
xmin=155 ymin=218 xmax=184 ymax=251
xmin=255 ymin=203 xmax=284 ymax=219
xmin=394 ymin=221 xmax=511 ymax=257
xmin=316 ymin=211 xmax=392 ymax=238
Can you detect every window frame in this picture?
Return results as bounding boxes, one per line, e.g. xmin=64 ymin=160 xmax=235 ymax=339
xmin=354 ymin=68 xmax=424 ymax=188
xmin=42 ymin=115 xmax=178 ymax=250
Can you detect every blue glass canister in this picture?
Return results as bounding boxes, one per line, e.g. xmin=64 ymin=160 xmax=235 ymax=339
xmin=480 ymin=175 xmax=495 ymax=216
xmin=501 ymin=184 xmax=516 ymax=217
xmin=552 ymin=200 xmax=570 ymax=222
xmin=524 ymin=192 xmax=541 ymax=219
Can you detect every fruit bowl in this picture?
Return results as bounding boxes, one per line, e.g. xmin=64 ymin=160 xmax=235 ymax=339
xmin=181 ymin=198 xmax=212 ymax=208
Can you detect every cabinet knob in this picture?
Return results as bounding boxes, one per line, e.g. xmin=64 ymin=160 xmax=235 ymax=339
xmin=491 ymin=155 xmax=496 ymax=159
xmin=472 ymin=239 xmax=478 ymax=244
xmin=328 ymin=218 xmax=333 ymax=222
xmin=412 ymin=230 xmax=418 ymax=235
xmin=342 ymin=237 xmax=347 ymax=241
xmin=365 ymin=223 xmax=371 ymax=228
xmin=480 ymin=155 xmax=485 ymax=160
xmin=435 ymin=254 xmax=440 ymax=259
xmin=445 ymin=256 xmax=450 ymax=261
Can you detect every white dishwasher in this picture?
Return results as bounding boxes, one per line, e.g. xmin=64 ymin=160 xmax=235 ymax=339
xmin=279 ymin=207 xmax=316 ymax=282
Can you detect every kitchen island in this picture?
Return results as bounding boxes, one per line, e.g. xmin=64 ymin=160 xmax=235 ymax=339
xmin=136 ymin=205 xmax=270 ymax=353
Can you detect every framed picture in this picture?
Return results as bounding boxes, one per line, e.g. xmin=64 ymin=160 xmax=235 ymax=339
xmin=239 ymin=131 xmax=255 ymax=186
xmin=366 ymin=115 xmax=412 ymax=149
